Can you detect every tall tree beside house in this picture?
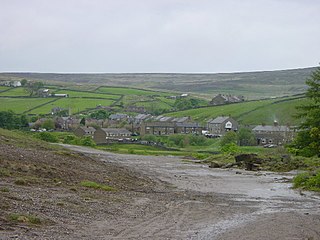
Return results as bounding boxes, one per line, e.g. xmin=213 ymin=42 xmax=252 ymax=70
xmin=24 ymin=81 xmax=44 ymax=96
xmin=293 ymin=66 xmax=320 ymax=157
xmin=80 ymin=117 xmax=86 ymax=126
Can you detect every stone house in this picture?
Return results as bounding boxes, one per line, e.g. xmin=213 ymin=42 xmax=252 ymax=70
xmin=74 ymin=126 xmax=96 ymax=137
xmin=209 ymin=94 xmax=244 ymax=106
xmin=207 ymin=116 xmax=239 ymax=136
xmin=125 ymin=106 xmax=146 ymax=113
xmin=109 ymin=113 xmax=128 ymax=122
xmin=140 ymin=116 xmax=202 ymax=136
xmin=93 ymin=128 xmax=132 ymax=144
xmin=252 ymin=121 xmax=295 ymax=145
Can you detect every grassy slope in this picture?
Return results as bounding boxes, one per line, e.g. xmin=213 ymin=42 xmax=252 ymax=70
xmin=0 ymin=98 xmax=55 ymax=114
xmin=28 ymin=98 xmax=115 ymax=114
xmin=166 ymin=96 xmax=307 ymax=125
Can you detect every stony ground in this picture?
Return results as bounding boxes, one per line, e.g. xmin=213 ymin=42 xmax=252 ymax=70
xmin=1 ymin=134 xmax=320 ymax=239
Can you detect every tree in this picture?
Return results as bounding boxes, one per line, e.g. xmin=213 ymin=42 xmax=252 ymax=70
xmin=80 ymin=117 xmax=86 ymax=126
xmin=220 ymin=131 xmax=238 ymax=147
xmin=237 ymin=128 xmax=256 ymax=146
xmin=293 ymin=66 xmax=320 ymax=157
xmin=41 ymin=119 xmax=55 ymax=130
xmin=24 ymin=81 xmax=44 ymax=96
xmin=20 ymin=79 xmax=28 ymax=86
xmin=90 ymin=110 xmax=109 ymax=120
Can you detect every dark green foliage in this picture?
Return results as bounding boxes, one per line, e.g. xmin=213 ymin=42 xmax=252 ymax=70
xmin=293 ymin=67 xmax=320 ymax=157
xmin=24 ymin=81 xmax=44 ymax=96
xmin=0 ymin=111 xmax=28 ymax=130
xmin=41 ymin=119 xmax=55 ymax=130
xmin=173 ymin=98 xmax=205 ymax=111
xmin=90 ymin=109 xmax=110 ymax=120
xmin=80 ymin=117 xmax=86 ymax=125
xmin=36 ymin=132 xmax=59 ymax=143
xmin=220 ymin=131 xmax=238 ymax=147
xmin=80 ymin=136 xmax=96 ymax=147
xmin=293 ymin=170 xmax=320 ymax=191
xmin=237 ymin=128 xmax=256 ymax=146
xmin=20 ymin=79 xmax=28 ymax=86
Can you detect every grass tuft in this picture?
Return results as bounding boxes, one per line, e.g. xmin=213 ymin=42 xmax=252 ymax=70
xmin=80 ymin=180 xmax=116 ymax=191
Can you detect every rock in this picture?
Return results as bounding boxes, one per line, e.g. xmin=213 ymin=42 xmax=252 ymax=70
xmin=209 ymin=161 xmax=223 ymax=168
xmin=235 ymin=154 xmax=258 ymax=163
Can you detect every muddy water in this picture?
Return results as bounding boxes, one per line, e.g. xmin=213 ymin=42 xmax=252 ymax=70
xmin=62 ymin=145 xmax=320 ymax=240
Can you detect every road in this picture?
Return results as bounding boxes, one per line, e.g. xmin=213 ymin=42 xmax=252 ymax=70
xmin=62 ymin=144 xmax=320 ymax=240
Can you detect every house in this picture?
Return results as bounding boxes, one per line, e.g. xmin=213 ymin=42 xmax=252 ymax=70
xmin=52 ymin=93 xmax=69 ymax=97
xmin=252 ymin=121 xmax=295 ymax=146
xmin=38 ymin=89 xmax=51 ymax=97
xmin=109 ymin=113 xmax=128 ymax=122
xmin=209 ymin=94 xmax=244 ymax=105
xmin=1 ymin=81 xmax=22 ymax=87
xmin=74 ymin=126 xmax=96 ymax=137
xmin=207 ymin=116 xmax=239 ymax=136
xmin=140 ymin=121 xmax=176 ymax=135
xmin=93 ymin=128 xmax=132 ymax=143
xmin=125 ymin=105 xmax=146 ymax=113
xmin=55 ymin=117 xmax=80 ymax=130
xmin=51 ymin=107 xmax=67 ymax=115
xmin=175 ymin=122 xmax=203 ymax=134
xmin=140 ymin=116 xmax=201 ymax=136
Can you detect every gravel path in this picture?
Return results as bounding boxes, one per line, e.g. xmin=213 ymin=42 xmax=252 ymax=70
xmin=62 ymin=145 xmax=320 ymax=240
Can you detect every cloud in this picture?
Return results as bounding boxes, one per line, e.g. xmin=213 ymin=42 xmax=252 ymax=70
xmin=0 ymin=0 xmax=319 ymax=72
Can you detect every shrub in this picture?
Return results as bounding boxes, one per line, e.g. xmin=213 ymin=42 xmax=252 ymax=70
xmin=36 ymin=132 xmax=58 ymax=143
xmin=80 ymin=136 xmax=96 ymax=147
xmin=293 ymin=171 xmax=320 ymax=191
xmin=221 ymin=143 xmax=240 ymax=154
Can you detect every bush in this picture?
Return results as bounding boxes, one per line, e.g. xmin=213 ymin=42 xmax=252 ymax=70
xmin=35 ymin=132 xmax=59 ymax=143
xmin=221 ymin=143 xmax=240 ymax=154
xmin=293 ymin=171 xmax=320 ymax=191
xmin=80 ymin=136 xmax=96 ymax=147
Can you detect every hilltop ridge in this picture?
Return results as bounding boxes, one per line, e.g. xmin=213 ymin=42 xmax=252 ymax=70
xmin=0 ymin=67 xmax=316 ymax=99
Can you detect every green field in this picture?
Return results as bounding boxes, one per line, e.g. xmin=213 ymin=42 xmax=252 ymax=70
xmin=0 ymin=86 xmax=10 ymax=92
xmin=0 ymin=87 xmax=29 ymax=97
xmin=135 ymin=100 xmax=173 ymax=110
xmin=28 ymin=98 xmax=115 ymax=114
xmin=97 ymin=87 xmax=170 ymax=96
xmin=55 ymin=89 xmax=120 ymax=99
xmin=0 ymin=98 xmax=55 ymax=114
xmin=165 ymin=96 xmax=306 ymax=125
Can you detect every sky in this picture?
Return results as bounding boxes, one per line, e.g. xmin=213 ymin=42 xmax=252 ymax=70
xmin=0 ymin=0 xmax=319 ymax=73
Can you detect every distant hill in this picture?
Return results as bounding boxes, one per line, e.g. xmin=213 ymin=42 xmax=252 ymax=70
xmin=0 ymin=67 xmax=316 ymax=99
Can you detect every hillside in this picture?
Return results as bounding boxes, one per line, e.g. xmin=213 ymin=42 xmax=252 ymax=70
xmin=165 ymin=95 xmax=307 ymax=126
xmin=0 ymin=67 xmax=316 ymax=99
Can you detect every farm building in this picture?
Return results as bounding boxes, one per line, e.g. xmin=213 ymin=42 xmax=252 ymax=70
xmin=74 ymin=126 xmax=96 ymax=137
xmin=252 ymin=121 xmax=295 ymax=146
xmin=93 ymin=128 xmax=132 ymax=143
xmin=207 ymin=116 xmax=239 ymax=136
xmin=209 ymin=94 xmax=244 ymax=105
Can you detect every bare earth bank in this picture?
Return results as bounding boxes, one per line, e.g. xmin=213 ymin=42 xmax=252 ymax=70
xmin=61 ymin=145 xmax=320 ymax=240
xmin=1 ymin=143 xmax=320 ymax=240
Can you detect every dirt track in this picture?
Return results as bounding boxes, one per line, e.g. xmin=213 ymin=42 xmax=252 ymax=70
xmin=62 ymin=145 xmax=320 ymax=240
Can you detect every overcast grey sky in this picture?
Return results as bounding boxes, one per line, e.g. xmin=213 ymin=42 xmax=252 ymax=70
xmin=0 ymin=0 xmax=319 ymax=73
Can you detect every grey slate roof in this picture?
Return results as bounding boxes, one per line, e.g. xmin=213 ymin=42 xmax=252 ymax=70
xmin=209 ymin=116 xmax=230 ymax=124
xmin=80 ymin=126 xmax=96 ymax=134
xmin=101 ymin=128 xmax=132 ymax=135
xmin=252 ymin=125 xmax=291 ymax=132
